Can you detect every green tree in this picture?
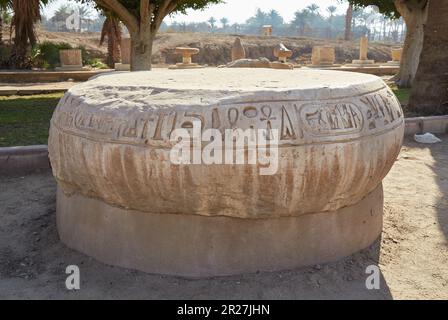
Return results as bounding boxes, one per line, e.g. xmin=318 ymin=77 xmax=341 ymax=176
xmin=409 ymin=0 xmax=448 ymax=115
xmin=345 ymin=0 xmax=428 ymax=88
xmin=80 ymin=0 xmax=223 ymax=71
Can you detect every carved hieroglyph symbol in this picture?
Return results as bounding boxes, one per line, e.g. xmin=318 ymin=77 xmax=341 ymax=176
xmin=301 ymin=102 xmax=364 ymax=135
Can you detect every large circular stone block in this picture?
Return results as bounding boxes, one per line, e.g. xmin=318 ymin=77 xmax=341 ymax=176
xmin=49 ymin=69 xmax=404 ymax=277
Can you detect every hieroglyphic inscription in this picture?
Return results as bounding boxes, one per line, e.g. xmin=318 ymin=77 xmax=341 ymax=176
xmin=361 ymin=91 xmax=402 ymax=130
xmin=54 ymin=89 xmax=403 ymax=147
xmin=301 ymin=103 xmax=363 ymax=135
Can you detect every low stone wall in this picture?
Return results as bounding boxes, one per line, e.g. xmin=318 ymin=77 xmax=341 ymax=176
xmin=0 ymin=145 xmax=50 ymax=176
xmin=0 ymin=70 xmax=113 ymax=83
xmin=404 ymin=116 xmax=448 ymax=136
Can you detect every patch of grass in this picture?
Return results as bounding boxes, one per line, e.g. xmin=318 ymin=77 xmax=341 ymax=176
xmin=0 ymin=93 xmax=63 ymax=147
xmin=388 ymin=84 xmax=420 ymax=117
xmin=390 ymin=84 xmax=410 ymax=105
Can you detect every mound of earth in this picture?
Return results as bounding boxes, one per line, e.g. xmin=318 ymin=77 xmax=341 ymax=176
xmin=1 ymin=29 xmax=397 ymax=67
xmin=155 ymin=32 xmax=396 ymax=66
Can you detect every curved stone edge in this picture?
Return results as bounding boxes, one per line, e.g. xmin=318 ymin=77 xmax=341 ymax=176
xmin=0 ymin=145 xmax=50 ymax=176
xmin=56 ymin=184 xmax=384 ymax=277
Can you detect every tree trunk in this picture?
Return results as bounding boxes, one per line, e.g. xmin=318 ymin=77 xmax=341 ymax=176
xmin=130 ymin=30 xmax=154 ymax=71
xmin=345 ymin=4 xmax=353 ymax=41
xmin=408 ymin=0 xmax=448 ymax=116
xmin=101 ymin=15 xmax=122 ymax=69
xmin=394 ymin=0 xmax=428 ymax=88
xmin=0 ymin=10 xmax=3 ymax=45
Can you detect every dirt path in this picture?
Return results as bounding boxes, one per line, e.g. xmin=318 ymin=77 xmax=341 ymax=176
xmin=0 ymin=136 xmax=447 ymax=300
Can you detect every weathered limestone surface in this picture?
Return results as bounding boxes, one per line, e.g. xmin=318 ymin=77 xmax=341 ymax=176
xmin=57 ymin=184 xmax=384 ymax=277
xmin=49 ymin=69 xmax=404 ymax=276
xmin=350 ymin=36 xmax=375 ymax=67
xmin=231 ymin=38 xmax=246 ymax=61
xmin=274 ymin=43 xmax=293 ymax=63
xmin=226 ymin=58 xmax=294 ymax=69
xmin=311 ymin=46 xmax=336 ymax=66
xmin=57 ymin=49 xmax=86 ymax=71
xmin=391 ymin=48 xmax=403 ymax=62
xmin=386 ymin=47 xmax=403 ymax=66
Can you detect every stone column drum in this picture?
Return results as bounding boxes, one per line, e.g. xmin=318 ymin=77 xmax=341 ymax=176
xmin=57 ymin=49 xmax=84 ymax=71
xmin=49 ymin=69 xmax=404 ymax=277
xmin=169 ymin=47 xmax=203 ymax=69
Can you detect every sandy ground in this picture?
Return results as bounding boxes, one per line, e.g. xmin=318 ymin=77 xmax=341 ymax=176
xmin=0 ymin=136 xmax=447 ymax=300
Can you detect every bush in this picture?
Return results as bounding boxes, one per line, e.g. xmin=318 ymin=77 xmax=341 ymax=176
xmin=87 ymin=58 xmax=108 ymax=69
xmin=0 ymin=45 xmax=12 ymax=66
xmin=33 ymin=41 xmax=73 ymax=69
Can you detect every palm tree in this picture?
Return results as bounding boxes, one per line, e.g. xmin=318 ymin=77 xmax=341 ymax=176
xmin=208 ymin=17 xmax=216 ymax=32
xmin=11 ymin=0 xmax=41 ymax=67
xmin=100 ymin=10 xmax=121 ymax=68
xmin=220 ymin=17 xmax=228 ymax=31
xmin=0 ymin=2 xmax=6 ymax=44
xmin=327 ymin=5 xmax=337 ymax=38
xmin=231 ymin=23 xmax=240 ymax=33
xmin=51 ymin=4 xmax=71 ymax=31
xmin=267 ymin=9 xmax=283 ymax=27
xmin=306 ymin=4 xmax=320 ymax=16
xmin=1 ymin=0 xmax=52 ymax=68
xmin=246 ymin=8 xmax=267 ymax=27
xmin=78 ymin=5 xmax=93 ymax=32
xmin=292 ymin=9 xmax=311 ymax=37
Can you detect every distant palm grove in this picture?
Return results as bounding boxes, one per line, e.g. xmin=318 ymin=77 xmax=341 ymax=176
xmin=38 ymin=3 xmax=405 ymax=43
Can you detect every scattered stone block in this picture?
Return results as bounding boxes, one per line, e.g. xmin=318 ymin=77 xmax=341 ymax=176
xmin=56 ymin=49 xmax=89 ymax=71
xmin=274 ymin=43 xmax=293 ymax=63
xmin=262 ymin=25 xmax=273 ymax=36
xmin=231 ymin=37 xmax=246 ymax=62
xmin=311 ymin=46 xmax=336 ymax=67
xmin=385 ymin=47 xmax=403 ymax=66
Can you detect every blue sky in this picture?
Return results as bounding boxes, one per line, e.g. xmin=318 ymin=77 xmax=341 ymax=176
xmin=43 ymin=0 xmax=349 ymax=24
